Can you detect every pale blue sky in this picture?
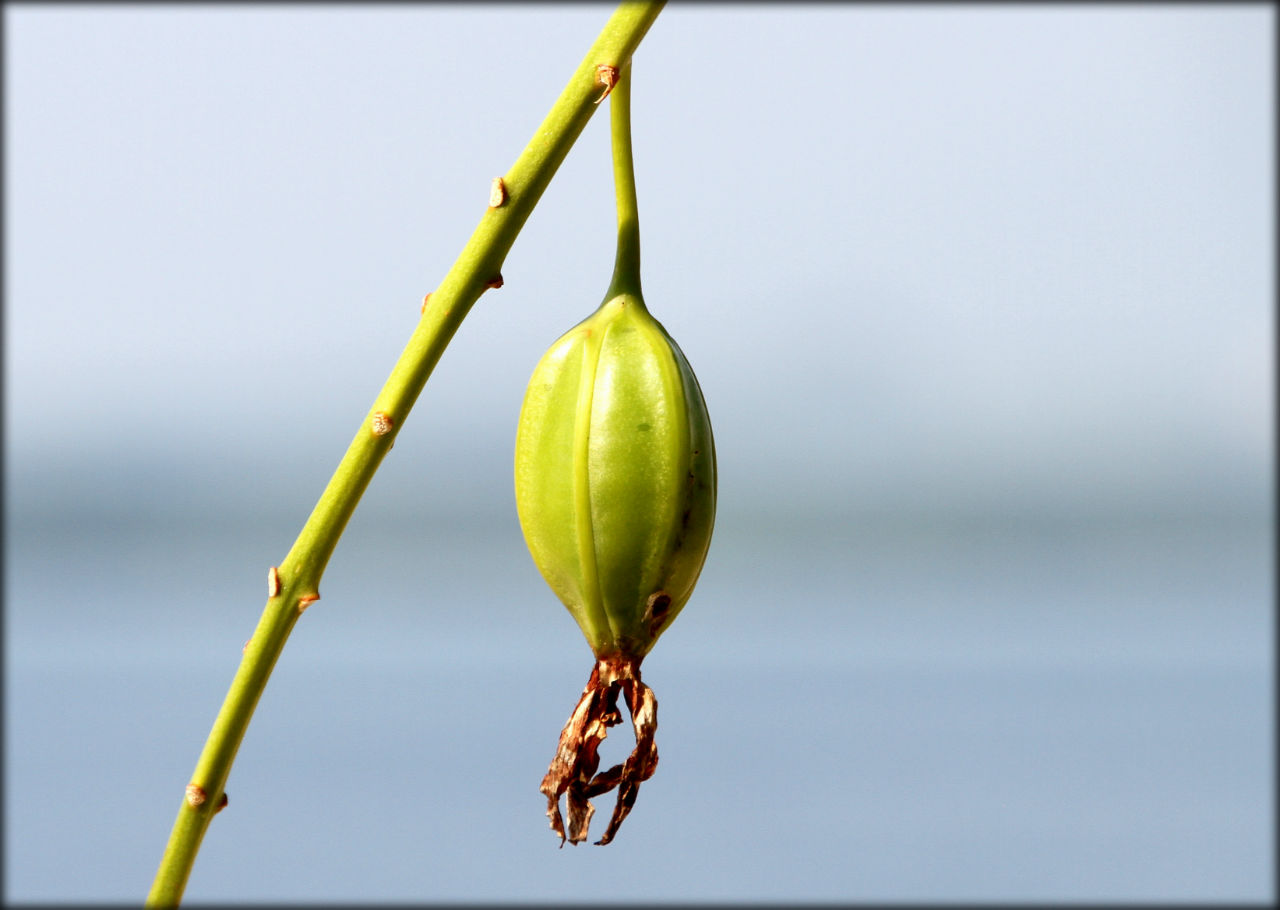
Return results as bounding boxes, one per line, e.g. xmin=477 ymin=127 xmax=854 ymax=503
xmin=6 ymin=4 xmax=1272 ymax=521
xmin=4 ymin=5 xmax=1274 ymax=903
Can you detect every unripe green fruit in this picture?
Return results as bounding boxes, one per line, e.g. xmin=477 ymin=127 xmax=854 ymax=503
xmin=515 ymin=292 xmax=716 ymax=660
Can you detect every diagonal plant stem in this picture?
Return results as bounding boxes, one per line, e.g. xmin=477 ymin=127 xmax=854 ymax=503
xmin=146 ymin=3 xmax=665 ymax=905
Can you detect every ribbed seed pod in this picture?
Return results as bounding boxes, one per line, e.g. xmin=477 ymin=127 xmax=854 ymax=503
xmin=515 ymin=291 xmax=716 ymax=846
xmin=515 ymin=292 xmax=716 ymax=659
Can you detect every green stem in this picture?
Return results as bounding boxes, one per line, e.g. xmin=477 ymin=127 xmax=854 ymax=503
xmin=604 ymin=61 xmax=644 ymax=301
xmin=146 ymin=4 xmax=664 ymax=905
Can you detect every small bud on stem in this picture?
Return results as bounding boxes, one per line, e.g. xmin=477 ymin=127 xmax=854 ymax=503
xmin=489 ymin=177 xmax=508 ymax=208
xmin=594 ymin=64 xmax=619 ymax=104
xmin=370 ymin=412 xmax=394 ymax=436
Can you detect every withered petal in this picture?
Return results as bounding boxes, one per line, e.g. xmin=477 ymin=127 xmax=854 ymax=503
xmin=540 ymin=658 xmax=659 ymax=846
xmin=595 ymin=678 xmax=659 ymax=845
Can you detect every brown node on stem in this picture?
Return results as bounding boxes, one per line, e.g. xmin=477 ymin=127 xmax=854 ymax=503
xmin=185 ymin=783 xmax=207 ymax=808
xmin=371 ymin=411 xmax=394 ymax=436
xmin=539 ymin=653 xmax=658 ymax=847
xmin=214 ymin=792 xmax=229 ymax=814
xmin=489 ymin=177 xmax=508 ymax=208
xmin=594 ymin=64 xmax=619 ymax=104
xmin=420 ymin=292 xmax=432 ymax=315
xmin=267 ymin=566 xmax=281 ymax=598
xmin=485 ymin=274 xmax=504 ymax=290
xmin=297 ymin=593 xmax=320 ymax=614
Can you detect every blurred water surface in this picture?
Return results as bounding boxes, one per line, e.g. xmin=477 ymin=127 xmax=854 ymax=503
xmin=4 ymin=505 xmax=1272 ymax=902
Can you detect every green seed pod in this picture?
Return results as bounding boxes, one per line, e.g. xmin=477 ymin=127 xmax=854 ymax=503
xmin=517 ymin=290 xmax=716 ymax=846
xmin=515 ymin=292 xmax=716 ymax=660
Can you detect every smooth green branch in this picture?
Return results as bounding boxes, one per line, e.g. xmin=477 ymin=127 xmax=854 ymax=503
xmin=146 ymin=3 xmax=665 ymax=905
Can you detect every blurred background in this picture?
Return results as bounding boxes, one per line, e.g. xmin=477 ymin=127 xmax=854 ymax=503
xmin=4 ymin=4 xmax=1273 ymax=903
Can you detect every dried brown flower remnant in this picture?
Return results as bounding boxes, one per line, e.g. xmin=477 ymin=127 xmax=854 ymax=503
xmin=540 ymin=654 xmax=658 ymax=846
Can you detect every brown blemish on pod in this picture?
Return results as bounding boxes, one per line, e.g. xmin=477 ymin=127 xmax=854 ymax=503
xmin=643 ymin=591 xmax=671 ymax=637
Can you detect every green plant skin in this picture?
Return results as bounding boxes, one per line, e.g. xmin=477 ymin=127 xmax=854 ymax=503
xmin=514 ymin=60 xmax=715 ymax=663
xmin=514 ymin=293 xmax=717 ymax=659
xmin=146 ymin=4 xmax=664 ymax=905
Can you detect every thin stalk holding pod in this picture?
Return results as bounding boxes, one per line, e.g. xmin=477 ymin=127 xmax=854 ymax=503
xmin=146 ymin=3 xmax=665 ymax=905
xmin=604 ymin=59 xmax=643 ymax=303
